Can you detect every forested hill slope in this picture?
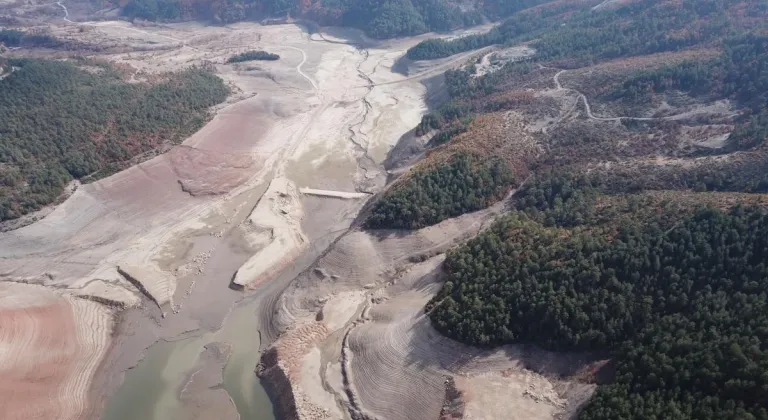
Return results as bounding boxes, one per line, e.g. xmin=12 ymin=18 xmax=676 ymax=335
xmin=350 ymin=0 xmax=768 ymax=415
xmin=115 ymin=0 xmax=553 ymax=39
xmin=408 ymin=0 xmax=768 ymax=61
xmin=0 ymin=59 xmax=228 ymax=221
xmin=364 ymin=0 xmax=768 ymax=231
xmin=430 ymin=187 xmax=768 ymax=419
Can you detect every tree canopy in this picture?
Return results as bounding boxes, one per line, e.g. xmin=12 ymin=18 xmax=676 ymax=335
xmin=0 ymin=59 xmax=228 ymax=221
xmin=407 ymin=0 xmax=768 ymax=61
xmin=430 ymin=203 xmax=768 ymax=419
xmin=365 ymin=153 xmax=515 ymax=229
xmin=226 ymin=50 xmax=280 ymax=63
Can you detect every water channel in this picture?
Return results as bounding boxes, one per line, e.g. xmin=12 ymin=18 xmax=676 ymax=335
xmin=102 ymin=296 xmax=276 ymax=420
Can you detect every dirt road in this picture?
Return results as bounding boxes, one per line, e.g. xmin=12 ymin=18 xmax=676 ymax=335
xmin=547 ymin=66 xmax=698 ymax=122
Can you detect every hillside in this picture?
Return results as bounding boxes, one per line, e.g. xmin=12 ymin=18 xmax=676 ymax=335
xmin=368 ymin=0 xmax=768 ymax=229
xmin=357 ymin=0 xmax=768 ymax=418
xmin=0 ymin=59 xmax=228 ymax=221
xmin=407 ymin=0 xmax=768 ymax=61
xmin=430 ymin=197 xmax=768 ymax=419
xmin=115 ymin=0 xmax=553 ymax=38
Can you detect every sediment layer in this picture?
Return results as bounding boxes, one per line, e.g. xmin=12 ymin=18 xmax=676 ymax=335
xmin=0 ymin=283 xmax=113 ymax=420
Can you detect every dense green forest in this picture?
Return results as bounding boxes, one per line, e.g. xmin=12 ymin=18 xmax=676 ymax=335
xmin=340 ymin=0 xmax=556 ymax=38
xmin=366 ymin=60 xmax=541 ymax=230
xmin=613 ymin=35 xmax=768 ymax=109
xmin=377 ymin=0 xmax=768 ymax=232
xmin=407 ymin=0 xmax=584 ymax=60
xmin=407 ymin=0 xmax=768 ymax=61
xmin=122 ymin=0 xmax=183 ymax=21
xmin=117 ymin=0 xmax=553 ymax=38
xmin=416 ymin=61 xmax=534 ymax=137
xmin=429 ymin=202 xmax=768 ymax=419
xmin=226 ymin=50 xmax=280 ymax=63
xmin=610 ymin=35 xmax=768 ymax=151
xmin=118 ymin=0 xmax=479 ymax=37
xmin=382 ymin=0 xmax=768 ymax=418
xmin=0 ymin=59 xmax=228 ymax=221
xmin=513 ymin=173 xmax=599 ymax=227
xmin=365 ymin=153 xmax=514 ymax=229
xmin=581 ymin=153 xmax=768 ymax=196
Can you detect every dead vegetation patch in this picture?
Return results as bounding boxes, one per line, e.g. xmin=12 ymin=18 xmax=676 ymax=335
xmin=423 ymin=111 xmax=541 ymax=176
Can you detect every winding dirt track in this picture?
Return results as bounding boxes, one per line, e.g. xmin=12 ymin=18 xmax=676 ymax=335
xmin=286 ymin=46 xmax=319 ymax=90
xmin=56 ymin=1 xmax=190 ymax=47
xmin=547 ymin=66 xmax=689 ymax=122
xmin=55 ymin=1 xmax=72 ymax=23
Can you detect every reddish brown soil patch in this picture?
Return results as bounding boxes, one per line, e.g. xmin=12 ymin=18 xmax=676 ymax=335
xmin=0 ymin=297 xmax=77 ymax=420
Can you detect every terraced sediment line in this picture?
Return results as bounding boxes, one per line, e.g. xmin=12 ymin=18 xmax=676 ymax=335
xmin=345 ymin=261 xmax=448 ymax=420
xmin=345 ymin=258 xmax=597 ymax=420
xmin=117 ymin=264 xmax=175 ymax=309
xmin=59 ymin=295 xmax=114 ymax=420
xmin=259 ymin=204 xmax=506 ymax=420
xmin=0 ymin=283 xmax=113 ymax=420
xmin=262 ymin=195 xmax=597 ymax=420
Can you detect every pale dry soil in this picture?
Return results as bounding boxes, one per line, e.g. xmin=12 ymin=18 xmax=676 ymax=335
xmin=255 ymin=30 xmax=751 ymax=420
xmin=0 ymin=16 xmax=531 ymax=420
xmin=260 ymin=199 xmax=599 ymax=420
xmin=0 ymin=14 xmax=611 ymax=420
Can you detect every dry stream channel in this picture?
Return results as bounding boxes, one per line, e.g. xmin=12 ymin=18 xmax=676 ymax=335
xmin=0 ymin=17 xmax=568 ymax=420
xmin=66 ymin=21 xmax=478 ymax=420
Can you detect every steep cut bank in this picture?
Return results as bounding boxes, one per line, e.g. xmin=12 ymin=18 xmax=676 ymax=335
xmin=233 ymin=177 xmax=308 ymax=289
xmin=258 ymin=200 xmax=600 ymax=420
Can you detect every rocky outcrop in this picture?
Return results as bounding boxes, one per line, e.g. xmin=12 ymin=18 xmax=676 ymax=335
xmin=256 ymin=322 xmax=333 ymax=420
xmin=257 ymin=347 xmax=301 ymax=420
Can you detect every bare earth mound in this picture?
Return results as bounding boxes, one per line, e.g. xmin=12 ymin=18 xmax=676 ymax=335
xmin=261 ymin=201 xmax=596 ymax=420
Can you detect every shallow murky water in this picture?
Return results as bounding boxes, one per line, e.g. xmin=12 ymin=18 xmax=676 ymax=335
xmin=102 ymin=299 xmax=276 ymax=420
xmin=218 ymin=302 xmax=277 ymax=420
xmin=101 ymin=336 xmax=211 ymax=420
